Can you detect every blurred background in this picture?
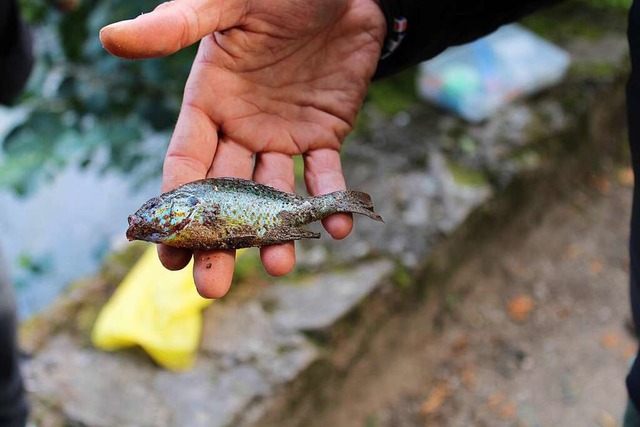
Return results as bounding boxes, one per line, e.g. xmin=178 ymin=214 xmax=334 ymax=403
xmin=0 ymin=0 xmax=637 ymax=426
xmin=0 ymin=0 xmax=199 ymax=317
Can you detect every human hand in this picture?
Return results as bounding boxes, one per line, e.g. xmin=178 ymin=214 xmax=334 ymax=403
xmin=100 ymin=0 xmax=386 ymax=297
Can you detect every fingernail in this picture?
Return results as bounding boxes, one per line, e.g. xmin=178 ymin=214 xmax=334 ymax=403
xmin=99 ymin=23 xmax=119 ymax=45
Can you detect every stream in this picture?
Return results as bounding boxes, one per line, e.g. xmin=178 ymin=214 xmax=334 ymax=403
xmin=0 ymin=106 xmax=161 ymax=319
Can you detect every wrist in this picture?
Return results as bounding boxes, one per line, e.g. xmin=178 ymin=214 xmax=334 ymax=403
xmin=0 ymin=0 xmax=33 ymax=105
xmin=0 ymin=0 xmax=16 ymax=54
xmin=376 ymin=0 xmax=407 ymax=60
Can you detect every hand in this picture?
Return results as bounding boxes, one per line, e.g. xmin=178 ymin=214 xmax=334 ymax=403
xmin=100 ymin=0 xmax=386 ymax=298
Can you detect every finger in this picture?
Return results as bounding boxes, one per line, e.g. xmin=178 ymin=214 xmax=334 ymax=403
xmin=99 ymin=0 xmax=248 ymax=59
xmin=253 ymin=152 xmax=296 ymax=277
xmin=303 ymin=148 xmax=353 ymax=240
xmin=192 ymin=138 xmax=254 ymax=298
xmin=162 ymin=100 xmax=219 ymax=192
xmin=157 ymin=90 xmax=220 ymax=271
xmin=207 ymin=137 xmax=255 ymax=178
xmin=157 ymin=246 xmax=193 ymax=271
xmin=193 ymin=250 xmax=236 ymax=298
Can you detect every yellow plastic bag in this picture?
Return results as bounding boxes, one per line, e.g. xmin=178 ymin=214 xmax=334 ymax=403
xmin=91 ymin=244 xmax=212 ymax=371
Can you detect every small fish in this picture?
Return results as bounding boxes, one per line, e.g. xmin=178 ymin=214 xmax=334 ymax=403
xmin=126 ymin=177 xmax=383 ymax=250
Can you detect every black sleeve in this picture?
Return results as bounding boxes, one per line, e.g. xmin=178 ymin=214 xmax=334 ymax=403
xmin=0 ymin=0 xmax=34 ymax=105
xmin=0 ymin=253 xmax=28 ymax=427
xmin=374 ymin=0 xmax=564 ymax=79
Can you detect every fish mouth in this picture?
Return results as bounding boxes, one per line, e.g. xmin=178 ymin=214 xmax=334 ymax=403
xmin=126 ymin=213 xmax=172 ymax=243
xmin=126 ymin=214 xmax=139 ymax=241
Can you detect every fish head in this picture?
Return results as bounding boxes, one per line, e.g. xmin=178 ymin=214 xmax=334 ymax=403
xmin=126 ymin=192 xmax=201 ymax=243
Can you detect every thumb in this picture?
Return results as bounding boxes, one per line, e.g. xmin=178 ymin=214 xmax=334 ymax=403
xmin=99 ymin=0 xmax=247 ymax=59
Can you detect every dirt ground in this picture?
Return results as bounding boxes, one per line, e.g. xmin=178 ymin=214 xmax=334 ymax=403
xmin=304 ymin=169 xmax=637 ymax=427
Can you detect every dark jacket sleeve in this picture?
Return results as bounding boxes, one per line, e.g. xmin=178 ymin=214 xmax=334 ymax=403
xmin=375 ymin=0 xmax=563 ymax=79
xmin=0 ymin=0 xmax=34 ymax=105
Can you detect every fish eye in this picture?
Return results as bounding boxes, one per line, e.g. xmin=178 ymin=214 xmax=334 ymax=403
xmin=142 ymin=197 xmax=160 ymax=211
xmin=188 ymin=196 xmax=199 ymax=206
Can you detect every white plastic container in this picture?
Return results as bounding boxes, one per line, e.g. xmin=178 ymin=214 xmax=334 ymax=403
xmin=417 ymin=24 xmax=571 ymax=122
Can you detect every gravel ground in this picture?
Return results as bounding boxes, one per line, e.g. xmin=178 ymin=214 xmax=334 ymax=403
xmin=303 ymin=168 xmax=637 ymax=427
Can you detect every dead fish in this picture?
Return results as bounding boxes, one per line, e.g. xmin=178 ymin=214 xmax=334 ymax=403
xmin=126 ymin=177 xmax=383 ymax=250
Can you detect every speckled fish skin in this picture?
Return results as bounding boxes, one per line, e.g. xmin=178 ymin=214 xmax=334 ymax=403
xmin=126 ymin=177 xmax=383 ymax=250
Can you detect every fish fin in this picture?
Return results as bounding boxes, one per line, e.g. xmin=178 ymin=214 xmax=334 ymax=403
xmin=329 ymin=191 xmax=384 ymax=222
xmin=264 ymin=227 xmax=320 ymax=244
xmin=286 ymin=227 xmax=321 ymax=240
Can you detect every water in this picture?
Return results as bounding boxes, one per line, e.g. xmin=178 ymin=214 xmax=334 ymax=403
xmin=0 ymin=108 xmax=163 ymax=318
xmin=0 ymin=165 xmax=160 ymax=318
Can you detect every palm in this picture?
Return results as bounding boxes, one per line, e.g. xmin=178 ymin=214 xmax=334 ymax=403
xmin=184 ymin=0 xmax=383 ymax=154
xmin=101 ymin=0 xmax=385 ymax=297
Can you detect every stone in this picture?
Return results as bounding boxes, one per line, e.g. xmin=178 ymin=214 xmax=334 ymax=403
xmin=262 ymin=260 xmax=394 ymax=332
xmin=155 ymin=363 xmax=271 ymax=427
xmin=201 ymin=301 xmax=318 ymax=384
xmin=25 ymin=334 xmax=171 ymax=427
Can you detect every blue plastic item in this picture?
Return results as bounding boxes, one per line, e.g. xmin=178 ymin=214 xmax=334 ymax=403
xmin=417 ymin=24 xmax=571 ymax=122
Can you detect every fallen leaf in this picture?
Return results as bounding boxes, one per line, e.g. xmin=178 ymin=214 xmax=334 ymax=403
xmin=461 ymin=365 xmax=476 ymax=389
xmin=487 ymin=394 xmax=517 ymax=420
xmin=451 ymin=334 xmax=470 ymax=355
xmin=601 ymin=332 xmax=620 ymax=349
xmin=618 ymin=167 xmax=634 ymax=186
xmin=597 ymin=410 xmax=617 ymax=427
xmin=624 ymin=344 xmax=638 ymax=360
xmin=487 ymin=393 xmax=504 ymax=409
xmin=507 ymin=295 xmax=534 ymax=323
xmin=563 ymin=244 xmax=583 ymax=260
xmin=592 ymin=175 xmax=611 ymax=195
xmin=420 ymin=381 xmax=451 ymax=416
xmin=498 ymin=401 xmax=517 ymax=420
xmin=590 ymin=259 xmax=604 ymax=275
xmin=556 ymin=306 xmax=571 ymax=319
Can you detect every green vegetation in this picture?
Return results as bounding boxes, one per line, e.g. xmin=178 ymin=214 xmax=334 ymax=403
xmin=392 ymin=261 xmax=414 ymax=290
xmin=446 ymin=159 xmax=489 ymax=188
xmin=522 ymin=0 xmax=628 ymax=42
xmin=293 ymin=155 xmax=305 ymax=181
xmin=2 ymin=0 xmax=196 ymax=195
xmin=568 ymin=61 xmax=622 ymax=81
xmin=233 ymin=250 xmax=265 ymax=284
xmin=513 ymin=149 xmax=542 ymax=170
xmin=364 ymin=415 xmax=379 ymax=427
xmin=581 ymin=0 xmax=631 ymax=9
xmin=366 ymin=67 xmax=420 ymax=116
xmin=443 ymin=292 xmax=461 ymax=313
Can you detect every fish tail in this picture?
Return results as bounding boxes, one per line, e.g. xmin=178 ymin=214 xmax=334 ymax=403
xmin=315 ymin=191 xmax=384 ymax=222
